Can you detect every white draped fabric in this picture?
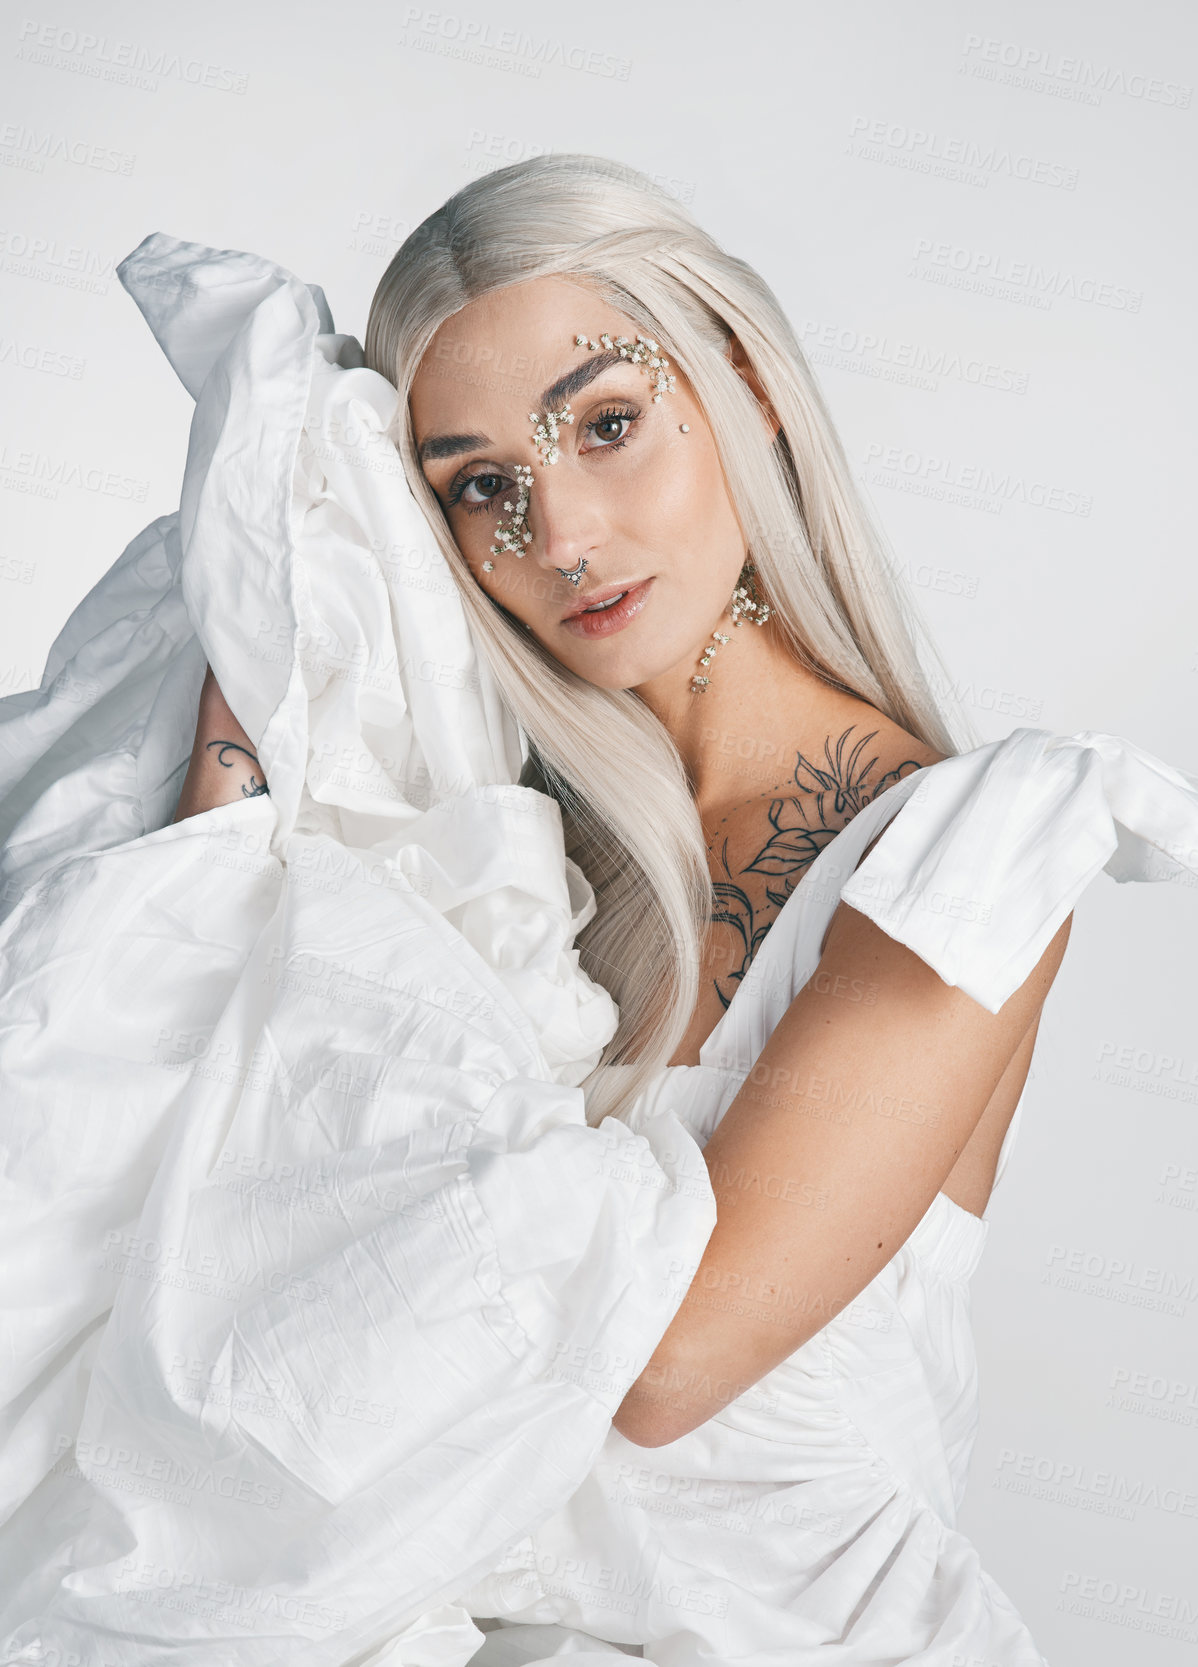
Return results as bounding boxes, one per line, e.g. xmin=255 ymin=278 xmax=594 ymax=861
xmin=1 ymin=235 xmax=1195 ymax=1666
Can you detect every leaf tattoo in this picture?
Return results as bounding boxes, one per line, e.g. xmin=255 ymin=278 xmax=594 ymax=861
xmin=706 ymin=727 xmax=921 ymax=1009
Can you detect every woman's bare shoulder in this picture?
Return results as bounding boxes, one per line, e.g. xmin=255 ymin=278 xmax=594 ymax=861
xmin=671 ymin=700 xmax=950 ymax=1065
xmin=703 ymin=698 xmax=945 ymax=888
xmin=800 ymin=695 xmax=948 ymax=796
xmin=813 ymin=698 xmax=948 ymax=866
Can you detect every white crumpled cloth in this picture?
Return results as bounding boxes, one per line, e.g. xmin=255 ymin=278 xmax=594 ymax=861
xmin=3 ymin=234 xmax=1198 ymax=1667
xmin=0 ymin=234 xmax=718 ymax=1666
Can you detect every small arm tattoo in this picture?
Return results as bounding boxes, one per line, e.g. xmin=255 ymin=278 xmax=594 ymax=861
xmin=206 ymin=738 xmax=271 ymax=798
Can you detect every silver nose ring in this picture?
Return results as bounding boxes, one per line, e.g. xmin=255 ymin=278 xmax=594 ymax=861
xmin=556 ymin=557 xmax=588 ymax=586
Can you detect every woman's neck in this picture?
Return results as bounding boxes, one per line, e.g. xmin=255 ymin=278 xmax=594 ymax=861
xmin=634 ymin=624 xmax=850 ymax=821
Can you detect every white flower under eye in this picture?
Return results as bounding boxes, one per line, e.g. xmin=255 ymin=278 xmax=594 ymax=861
xmin=488 ymin=462 xmax=535 ymax=561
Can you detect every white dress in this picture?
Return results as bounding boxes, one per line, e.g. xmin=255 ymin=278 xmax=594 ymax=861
xmin=460 ymin=727 xmax=1198 ymax=1667
xmin=461 ymin=763 xmax=1037 ymax=1664
xmin=2 ymin=234 xmax=1197 ymax=1667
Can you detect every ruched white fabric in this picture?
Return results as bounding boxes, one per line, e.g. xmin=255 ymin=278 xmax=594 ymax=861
xmin=1 ymin=235 xmax=1196 ymax=1667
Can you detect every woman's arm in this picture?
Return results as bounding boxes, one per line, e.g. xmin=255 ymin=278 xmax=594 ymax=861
xmin=170 ymin=665 xmax=270 ymax=823
xmin=612 ymin=897 xmax=1072 ymax=1448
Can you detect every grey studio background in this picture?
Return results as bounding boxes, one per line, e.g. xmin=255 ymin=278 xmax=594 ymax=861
xmin=2 ymin=1 xmax=1196 ymax=1661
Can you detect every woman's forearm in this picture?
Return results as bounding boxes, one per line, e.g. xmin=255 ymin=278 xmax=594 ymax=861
xmin=170 ymin=665 xmax=270 ymax=823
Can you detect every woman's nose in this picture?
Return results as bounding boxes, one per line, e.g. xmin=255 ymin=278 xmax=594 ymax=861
xmin=524 ymin=462 xmax=603 ymax=579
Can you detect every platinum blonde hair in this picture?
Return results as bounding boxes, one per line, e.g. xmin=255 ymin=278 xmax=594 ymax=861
xmin=364 ymin=153 xmax=974 ymax=1126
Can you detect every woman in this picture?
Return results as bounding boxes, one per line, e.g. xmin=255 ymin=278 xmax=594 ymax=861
xmin=155 ymin=154 xmax=1197 ymax=1665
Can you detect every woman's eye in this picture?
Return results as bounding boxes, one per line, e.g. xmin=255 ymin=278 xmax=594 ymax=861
xmin=446 ymin=403 xmax=641 ymax=517
xmin=585 ymin=406 xmax=640 ymax=450
xmin=449 ymin=471 xmax=509 ymax=515
xmin=590 ymin=414 xmax=630 ymax=445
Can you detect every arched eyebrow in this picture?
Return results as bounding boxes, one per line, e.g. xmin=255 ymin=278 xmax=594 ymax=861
xmin=417 ymin=347 xmax=626 ymax=465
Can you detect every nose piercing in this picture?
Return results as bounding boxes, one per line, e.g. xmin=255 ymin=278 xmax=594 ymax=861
xmin=556 ymin=556 xmax=588 ymax=585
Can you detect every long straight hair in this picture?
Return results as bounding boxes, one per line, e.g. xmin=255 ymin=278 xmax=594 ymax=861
xmin=364 ymin=153 xmax=974 ymax=1125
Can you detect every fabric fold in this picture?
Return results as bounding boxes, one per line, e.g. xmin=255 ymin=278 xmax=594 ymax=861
xmin=839 ymin=725 xmax=1198 ymax=1012
xmin=0 ymin=233 xmax=718 ymax=1665
xmin=3 ymin=229 xmax=1197 ymax=1667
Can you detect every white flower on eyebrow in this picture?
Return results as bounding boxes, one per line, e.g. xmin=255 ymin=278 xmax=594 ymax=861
xmin=573 ymin=330 xmax=677 ymax=402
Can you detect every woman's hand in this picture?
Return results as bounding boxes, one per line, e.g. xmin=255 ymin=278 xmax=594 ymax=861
xmin=170 ymin=664 xmax=270 ymax=824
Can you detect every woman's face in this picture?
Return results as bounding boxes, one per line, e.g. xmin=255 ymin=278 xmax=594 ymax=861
xmin=409 ymin=276 xmax=753 ymax=693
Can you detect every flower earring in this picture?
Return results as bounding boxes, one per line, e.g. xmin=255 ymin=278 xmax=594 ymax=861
xmin=647 ymin=410 xmax=772 ymax=690
xmin=691 ymin=559 xmax=772 ymax=693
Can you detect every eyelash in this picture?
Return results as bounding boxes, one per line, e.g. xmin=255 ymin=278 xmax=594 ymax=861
xmin=446 ymin=403 xmax=643 ymax=515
